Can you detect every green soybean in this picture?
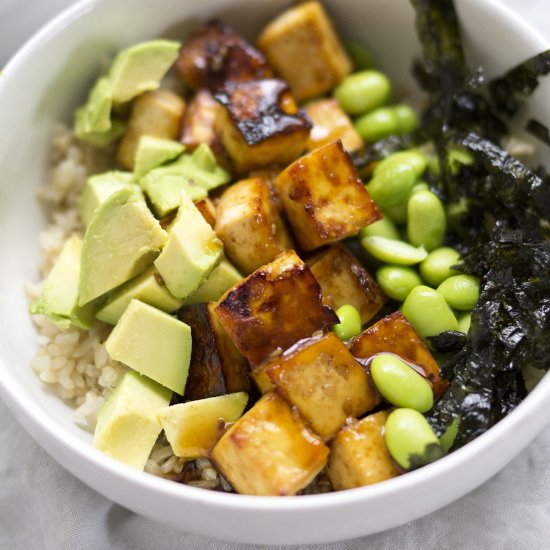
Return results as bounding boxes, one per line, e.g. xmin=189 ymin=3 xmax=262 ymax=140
xmin=393 ymin=104 xmax=418 ymax=133
xmin=360 ymin=216 xmax=400 ymax=240
xmin=447 ymin=146 xmax=475 ymax=175
xmin=384 ymin=408 xmax=443 ymax=470
xmin=382 ymin=202 xmax=408 ymax=225
xmin=333 ymin=304 xmax=362 ymax=341
xmin=376 ymin=265 xmax=422 ymax=301
xmin=437 ymin=275 xmax=480 ymax=311
xmin=439 ymin=417 xmax=460 ymax=452
xmin=366 ymin=162 xmax=416 ymax=210
xmin=345 ymin=41 xmax=375 ymax=70
xmin=355 ymin=107 xmax=397 ymax=142
xmin=457 ymin=312 xmax=472 ymax=334
xmin=370 ymin=354 xmax=434 ymax=412
xmin=334 ymin=70 xmax=391 ymax=115
xmin=361 ymin=236 xmax=428 ymax=265
xmin=401 ymin=285 xmax=458 ymax=337
xmin=419 ymin=247 xmax=460 ymax=286
xmin=374 ymin=150 xmax=427 ymax=179
xmin=411 ymin=182 xmax=429 ymax=194
xmin=407 ymin=190 xmax=446 ymax=251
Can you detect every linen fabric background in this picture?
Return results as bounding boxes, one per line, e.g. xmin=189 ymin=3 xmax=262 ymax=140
xmin=1 ymin=0 xmax=549 ymax=548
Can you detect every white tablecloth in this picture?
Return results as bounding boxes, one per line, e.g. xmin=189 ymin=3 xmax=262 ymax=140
xmin=1 ymin=1 xmax=550 ymax=548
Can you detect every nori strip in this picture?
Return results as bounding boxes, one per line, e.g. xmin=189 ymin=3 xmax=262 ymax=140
xmin=526 ymin=118 xmax=550 ymax=148
xmin=489 ymin=50 xmax=550 ymax=118
xmin=427 ymin=331 xmax=466 ymax=354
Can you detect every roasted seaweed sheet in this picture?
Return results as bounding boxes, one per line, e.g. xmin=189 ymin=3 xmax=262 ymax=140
xmin=409 ymin=0 xmax=550 ymax=448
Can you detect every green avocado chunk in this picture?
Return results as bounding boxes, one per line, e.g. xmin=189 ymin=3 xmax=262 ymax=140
xmin=139 ymin=144 xmax=230 ymax=217
xmin=30 ymin=236 xmax=99 ymax=330
xmin=184 ymin=258 xmax=243 ymax=304
xmin=105 ymin=299 xmax=192 ymax=395
xmin=80 ymin=171 xmax=136 ymax=226
xmin=96 ymin=266 xmax=183 ymax=325
xmin=78 ymin=187 xmax=167 ymax=305
xmin=108 ymin=40 xmax=181 ymax=104
xmin=93 ymin=370 xmax=172 ymax=470
xmin=154 ymin=192 xmax=223 ymax=299
xmin=133 ymin=136 xmax=185 ymax=181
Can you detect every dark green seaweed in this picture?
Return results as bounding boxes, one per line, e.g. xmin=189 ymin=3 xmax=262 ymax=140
xmin=408 ymin=0 xmax=550 ymax=448
xmin=489 ymin=50 xmax=550 ymax=118
xmin=526 ymin=118 xmax=550 ymax=147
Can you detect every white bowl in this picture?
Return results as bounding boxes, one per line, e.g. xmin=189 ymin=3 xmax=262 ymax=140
xmin=0 ymin=0 xmax=549 ymax=544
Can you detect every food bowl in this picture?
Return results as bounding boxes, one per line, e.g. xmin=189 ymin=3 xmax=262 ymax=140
xmin=0 ymin=0 xmax=549 ymax=544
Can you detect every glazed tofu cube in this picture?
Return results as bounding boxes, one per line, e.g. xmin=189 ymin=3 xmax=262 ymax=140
xmin=257 ymin=1 xmax=352 ymax=102
xmin=194 ymin=197 xmax=217 ymax=228
xmin=215 ymin=176 xmax=294 ymax=274
xmin=180 ymin=89 xmax=231 ymax=169
xmin=117 ymin=89 xmax=186 ymax=169
xmin=349 ymin=312 xmax=448 ymax=396
xmin=275 ymin=141 xmax=381 ymax=251
xmin=177 ymin=303 xmax=251 ymax=402
xmin=176 ymin=20 xmax=270 ymax=90
xmin=211 ymin=391 xmax=329 ymax=495
xmin=214 ymin=79 xmax=311 ymax=174
xmin=214 ymin=250 xmax=338 ymax=365
xmin=327 ymin=411 xmax=400 ymax=490
xmin=306 ymin=98 xmax=363 ymax=153
xmin=260 ymin=332 xmax=380 ymax=440
xmin=310 ymin=244 xmax=386 ymax=325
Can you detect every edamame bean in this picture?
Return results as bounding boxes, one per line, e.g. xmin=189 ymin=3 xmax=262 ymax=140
xmin=384 ymin=408 xmax=443 ymax=470
xmin=439 ymin=417 xmax=460 ymax=452
xmin=374 ymin=150 xmax=427 ymax=179
xmin=345 ymin=41 xmax=375 ymax=70
xmin=370 ymin=354 xmax=434 ymax=412
xmin=447 ymin=146 xmax=474 ymax=175
xmin=407 ymin=190 xmax=446 ymax=251
xmin=457 ymin=312 xmax=472 ymax=334
xmin=393 ymin=104 xmax=418 ymax=133
xmin=355 ymin=107 xmax=397 ymax=142
xmin=334 ymin=70 xmax=391 ymax=115
xmin=366 ymin=162 xmax=416 ymax=210
xmin=376 ymin=265 xmax=422 ymax=301
xmin=360 ymin=216 xmax=400 ymax=240
xmin=401 ymin=285 xmax=458 ymax=337
xmin=361 ymin=236 xmax=428 ymax=265
xmin=411 ymin=182 xmax=429 ymax=194
xmin=437 ymin=275 xmax=480 ymax=311
xmin=419 ymin=247 xmax=460 ymax=286
xmin=333 ymin=304 xmax=362 ymax=341
xmin=382 ymin=202 xmax=408 ymax=225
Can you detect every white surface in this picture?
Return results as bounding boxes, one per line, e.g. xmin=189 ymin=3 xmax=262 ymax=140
xmin=1 ymin=0 xmax=550 ymax=547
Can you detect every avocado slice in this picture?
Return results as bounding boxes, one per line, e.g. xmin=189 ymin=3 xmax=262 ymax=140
xmin=159 ymin=393 xmax=248 ymax=458
xmin=96 ymin=266 xmax=183 ymax=325
xmin=78 ymin=187 xmax=167 ymax=305
xmin=178 ymin=143 xmax=231 ymax=191
xmin=79 ymin=171 xmax=136 ymax=226
xmin=93 ymin=370 xmax=172 ymax=470
xmin=108 ymin=40 xmax=181 ymax=104
xmin=134 ymin=136 xmax=185 ymax=181
xmin=184 ymin=258 xmax=243 ymax=304
xmin=30 ymin=236 xmax=99 ymax=330
xmin=154 ymin=192 xmax=223 ymax=299
xmin=105 ymin=299 xmax=192 ymax=395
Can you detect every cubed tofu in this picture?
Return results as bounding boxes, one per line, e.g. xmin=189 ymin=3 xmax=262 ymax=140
xmin=176 ymin=303 xmax=251 ymax=402
xmin=349 ymin=311 xmax=448 ymax=396
xmin=275 ymin=141 xmax=381 ymax=251
xmin=306 ymin=98 xmax=363 ymax=152
xmin=327 ymin=410 xmax=400 ymax=490
xmin=214 ymin=250 xmax=338 ymax=365
xmin=259 ymin=332 xmax=379 ymax=440
xmin=214 ymin=79 xmax=311 ymax=174
xmin=180 ymin=89 xmax=231 ymax=169
xmin=215 ymin=176 xmax=294 ymax=274
xmin=194 ymin=197 xmax=217 ymax=228
xmin=117 ymin=89 xmax=186 ymax=169
xmin=211 ymin=391 xmax=329 ymax=495
xmin=176 ymin=20 xmax=270 ymax=90
xmin=257 ymin=1 xmax=352 ymax=102
xmin=309 ymin=244 xmax=386 ymax=324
